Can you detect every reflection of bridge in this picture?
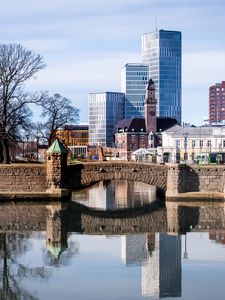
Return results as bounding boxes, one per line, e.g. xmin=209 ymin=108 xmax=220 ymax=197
xmin=0 ymin=201 xmax=225 ymax=234
xmin=1 ymin=201 xmax=225 ymax=299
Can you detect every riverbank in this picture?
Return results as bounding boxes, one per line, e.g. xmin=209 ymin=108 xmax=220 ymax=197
xmin=166 ymin=191 xmax=225 ymax=202
xmin=0 ymin=191 xmax=70 ymax=202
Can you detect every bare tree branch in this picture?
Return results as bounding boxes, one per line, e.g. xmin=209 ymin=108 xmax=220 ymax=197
xmin=0 ymin=44 xmax=46 ymax=163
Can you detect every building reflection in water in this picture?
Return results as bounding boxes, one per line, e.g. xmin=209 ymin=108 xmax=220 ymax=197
xmin=1 ymin=199 xmax=225 ymax=299
xmin=72 ymin=179 xmax=157 ymax=210
xmin=209 ymin=231 xmax=225 ymax=245
xmin=121 ymin=233 xmax=181 ymax=298
xmin=46 ymin=203 xmax=68 ymax=261
xmin=45 ymin=203 xmax=79 ymax=266
xmin=121 ymin=235 xmax=149 ymax=266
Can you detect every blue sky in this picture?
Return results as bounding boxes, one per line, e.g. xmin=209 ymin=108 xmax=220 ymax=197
xmin=1 ymin=0 xmax=225 ymax=125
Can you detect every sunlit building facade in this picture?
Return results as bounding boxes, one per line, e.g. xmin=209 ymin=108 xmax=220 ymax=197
xmin=142 ymin=29 xmax=182 ymax=124
xmin=121 ymin=63 xmax=149 ymax=118
xmin=209 ymin=81 xmax=225 ymax=124
xmin=89 ymin=92 xmax=125 ymax=147
xmin=52 ymin=125 xmax=88 ymax=157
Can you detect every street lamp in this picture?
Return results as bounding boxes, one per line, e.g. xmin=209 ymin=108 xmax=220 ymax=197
xmin=183 ymin=234 xmax=188 ymax=259
xmin=25 ymin=134 xmax=29 ymax=160
xmin=36 ymin=134 xmax=41 ymax=162
xmin=149 ymin=131 xmax=154 ymax=148
xmin=183 ymin=132 xmax=189 ymax=163
xmin=192 ymin=140 xmax=195 ymax=162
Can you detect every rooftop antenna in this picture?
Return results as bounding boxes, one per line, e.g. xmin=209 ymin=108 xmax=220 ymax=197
xmin=155 ymin=18 xmax=158 ymax=31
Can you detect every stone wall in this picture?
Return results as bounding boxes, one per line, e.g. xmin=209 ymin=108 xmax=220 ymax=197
xmin=1 ymin=161 xmax=225 ymax=198
xmin=79 ymin=207 xmax=167 ymax=234
xmin=166 ymin=164 xmax=225 ymax=197
xmin=187 ymin=165 xmax=225 ymax=193
xmin=0 ymin=164 xmax=47 ymax=192
xmin=166 ymin=202 xmax=225 ymax=233
xmin=0 ymin=203 xmax=46 ymax=230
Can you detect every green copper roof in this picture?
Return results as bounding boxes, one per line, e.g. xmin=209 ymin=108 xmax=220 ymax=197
xmin=46 ymin=139 xmax=68 ymax=154
xmin=47 ymin=245 xmax=67 ymax=260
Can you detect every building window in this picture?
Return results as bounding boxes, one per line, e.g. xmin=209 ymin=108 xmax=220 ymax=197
xmin=200 ymin=140 xmax=204 ymax=148
xmin=176 ymin=140 xmax=180 ymax=148
xmin=207 ymin=140 xmax=211 ymax=147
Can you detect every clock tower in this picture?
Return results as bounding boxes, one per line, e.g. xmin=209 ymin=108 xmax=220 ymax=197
xmin=144 ymin=78 xmax=157 ymax=134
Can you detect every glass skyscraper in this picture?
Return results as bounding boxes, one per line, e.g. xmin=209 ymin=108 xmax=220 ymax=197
xmin=142 ymin=30 xmax=182 ymax=124
xmin=121 ymin=63 xmax=149 ymax=119
xmin=89 ymin=92 xmax=125 ymax=147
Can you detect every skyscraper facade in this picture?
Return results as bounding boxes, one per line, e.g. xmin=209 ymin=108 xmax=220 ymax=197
xmin=209 ymin=81 xmax=225 ymax=124
xmin=88 ymin=92 xmax=124 ymax=147
xmin=142 ymin=29 xmax=182 ymax=124
xmin=141 ymin=233 xmax=181 ymax=298
xmin=121 ymin=63 xmax=149 ymax=119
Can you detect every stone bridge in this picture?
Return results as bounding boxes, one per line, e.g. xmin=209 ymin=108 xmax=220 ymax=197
xmin=1 ymin=159 xmax=225 ymax=200
xmin=67 ymin=162 xmax=168 ymax=196
xmin=66 ymin=162 xmax=225 ymax=199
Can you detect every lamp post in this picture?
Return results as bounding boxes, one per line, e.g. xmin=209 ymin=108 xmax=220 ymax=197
xmin=36 ymin=134 xmax=41 ymax=162
xmin=183 ymin=234 xmax=188 ymax=259
xmin=149 ymin=131 xmax=154 ymax=148
xmin=183 ymin=132 xmax=189 ymax=163
xmin=25 ymin=134 xmax=29 ymax=160
xmin=192 ymin=140 xmax=195 ymax=163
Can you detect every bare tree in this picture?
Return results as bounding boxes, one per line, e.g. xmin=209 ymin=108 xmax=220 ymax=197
xmin=38 ymin=93 xmax=80 ymax=146
xmin=0 ymin=44 xmax=46 ymax=163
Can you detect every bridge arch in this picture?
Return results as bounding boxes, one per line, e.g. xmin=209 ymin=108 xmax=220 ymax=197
xmin=68 ymin=162 xmax=168 ymax=195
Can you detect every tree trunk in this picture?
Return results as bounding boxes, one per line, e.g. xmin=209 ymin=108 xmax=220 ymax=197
xmin=0 ymin=139 xmax=3 ymax=163
xmin=1 ymin=139 xmax=10 ymax=164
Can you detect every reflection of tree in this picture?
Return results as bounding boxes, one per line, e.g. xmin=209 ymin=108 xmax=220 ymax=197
xmin=0 ymin=232 xmax=51 ymax=300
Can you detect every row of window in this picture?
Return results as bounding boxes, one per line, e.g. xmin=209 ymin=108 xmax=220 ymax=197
xmin=175 ymin=139 xmax=225 ymax=148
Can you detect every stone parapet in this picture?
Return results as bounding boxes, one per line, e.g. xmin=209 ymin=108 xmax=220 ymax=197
xmin=0 ymin=164 xmax=47 ymax=192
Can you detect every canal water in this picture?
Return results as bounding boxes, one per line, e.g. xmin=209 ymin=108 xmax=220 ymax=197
xmin=0 ymin=180 xmax=225 ymax=300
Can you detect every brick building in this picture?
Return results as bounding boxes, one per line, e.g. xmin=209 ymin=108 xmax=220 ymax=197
xmin=52 ymin=124 xmax=88 ymax=157
xmin=209 ymin=81 xmax=225 ymax=124
xmin=114 ymin=79 xmax=178 ymax=160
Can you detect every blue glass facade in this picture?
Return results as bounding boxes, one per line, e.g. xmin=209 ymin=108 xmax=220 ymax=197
xmin=121 ymin=64 xmax=149 ymax=119
xmin=89 ymin=92 xmax=125 ymax=147
xmin=142 ymin=30 xmax=182 ymax=124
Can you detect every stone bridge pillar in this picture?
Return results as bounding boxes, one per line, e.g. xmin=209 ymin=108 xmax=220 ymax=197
xmin=46 ymin=139 xmax=69 ymax=197
xmin=166 ymin=164 xmax=187 ymax=198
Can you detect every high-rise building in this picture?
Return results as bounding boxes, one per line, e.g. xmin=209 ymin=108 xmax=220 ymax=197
xmin=142 ymin=29 xmax=182 ymax=124
xmin=141 ymin=233 xmax=181 ymax=298
xmin=89 ymin=92 xmax=124 ymax=147
xmin=209 ymin=81 xmax=225 ymax=124
xmin=121 ymin=63 xmax=149 ymax=119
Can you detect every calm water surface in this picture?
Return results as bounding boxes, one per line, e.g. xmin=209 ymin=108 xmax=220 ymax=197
xmin=0 ymin=180 xmax=225 ymax=300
